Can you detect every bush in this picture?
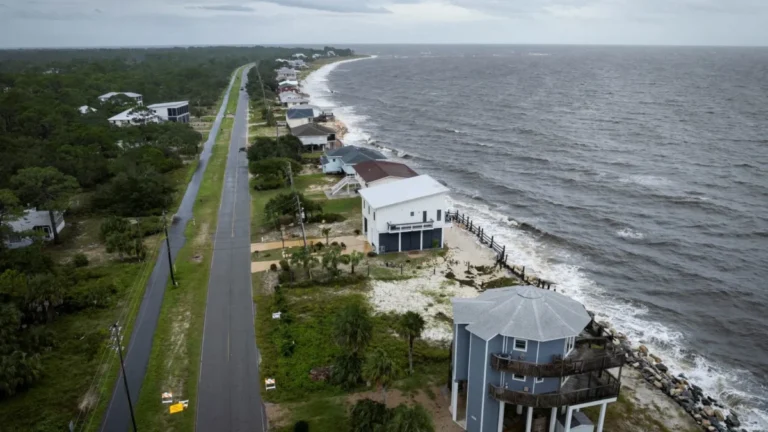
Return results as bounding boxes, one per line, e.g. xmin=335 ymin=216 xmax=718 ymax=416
xmin=270 ymin=263 xmax=278 ymax=272
xmin=253 ymin=176 xmax=286 ymax=191
xmin=484 ymin=277 xmax=520 ymax=289
xmin=278 ymin=215 xmax=294 ymax=227
xmin=367 ymin=251 xmax=377 ymax=257
xmin=279 ymin=259 xmax=290 ymax=272
xmin=306 ymin=213 xmax=346 ymax=223
xmin=331 ymin=241 xmax=339 ymax=247
xmin=354 ymin=229 xmax=361 ymax=235
xmin=340 ymin=242 xmax=346 ymax=249
xmin=314 ymin=241 xmax=324 ymax=251
xmin=445 ymin=271 xmax=456 ymax=279
xmin=72 ymin=253 xmax=89 ymax=268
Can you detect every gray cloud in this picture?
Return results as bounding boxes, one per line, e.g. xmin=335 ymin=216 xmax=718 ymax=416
xmin=188 ymin=4 xmax=254 ymax=12
xmin=258 ymin=0 xmax=390 ymax=14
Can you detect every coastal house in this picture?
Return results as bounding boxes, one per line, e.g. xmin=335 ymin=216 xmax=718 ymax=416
xmin=278 ymin=81 xmax=299 ymax=94
xmin=450 ymin=287 xmax=625 ymax=432
xmin=147 ymin=101 xmax=190 ymax=123
xmin=276 ymin=67 xmax=298 ymax=81
xmin=353 ymin=160 xmax=419 ymax=189
xmin=326 ymin=50 xmax=337 ymax=57
xmin=359 ymin=174 xmax=448 ymax=253
xmin=78 ymin=105 xmax=96 ymax=114
xmin=312 ymin=53 xmax=322 ymax=59
xmin=286 ymin=106 xmax=317 ymax=129
xmin=98 ymin=91 xmax=143 ymax=105
xmin=292 ymin=53 xmax=306 ymax=58
xmin=290 ymin=123 xmax=336 ymax=150
xmin=279 ymin=92 xmax=308 ymax=106
xmin=108 ymin=106 xmax=162 ymax=127
xmin=320 ymin=146 xmax=387 ymax=175
xmin=6 ymin=209 xmax=65 ymax=248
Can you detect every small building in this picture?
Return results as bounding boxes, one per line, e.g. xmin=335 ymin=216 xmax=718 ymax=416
xmin=279 ymin=92 xmax=309 ymax=106
xmin=6 ymin=209 xmax=65 ymax=248
xmin=326 ymin=50 xmax=337 ymax=57
xmin=147 ymin=101 xmax=190 ymax=123
xmin=450 ymin=286 xmax=624 ymax=432
xmin=292 ymin=53 xmax=307 ymax=59
xmin=286 ymin=106 xmax=317 ymax=129
xmin=98 ymin=91 xmax=143 ymax=105
xmin=78 ymin=105 xmax=97 ymax=114
xmin=320 ymin=146 xmax=387 ymax=175
xmin=108 ymin=107 xmax=162 ymax=127
xmin=353 ymin=160 xmax=419 ymax=189
xmin=276 ymin=67 xmax=298 ymax=81
xmin=290 ymin=123 xmax=336 ymax=150
xmin=312 ymin=53 xmax=322 ymax=59
xmin=278 ymin=82 xmax=299 ymax=94
xmin=359 ymin=174 xmax=448 ymax=253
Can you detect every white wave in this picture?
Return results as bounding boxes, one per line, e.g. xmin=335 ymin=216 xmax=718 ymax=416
xmin=616 ymin=228 xmax=645 ymax=240
xmin=446 ymin=196 xmax=767 ymax=431
xmin=620 ymin=174 xmax=673 ymax=188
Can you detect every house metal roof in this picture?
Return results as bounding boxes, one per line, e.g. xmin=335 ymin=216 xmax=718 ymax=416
xmin=325 ymin=146 xmax=387 ymax=165
xmin=99 ymin=91 xmax=141 ymax=99
xmin=353 ymin=160 xmax=418 ymax=183
xmin=291 ymin=123 xmax=335 ymax=137
xmin=359 ymin=174 xmax=448 ymax=209
xmin=147 ymin=101 xmax=188 ymax=109
xmin=452 ymin=286 xmax=591 ymax=342
xmin=286 ymin=107 xmax=316 ymax=119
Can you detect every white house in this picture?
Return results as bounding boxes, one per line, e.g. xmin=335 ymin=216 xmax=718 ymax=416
xmin=6 ymin=209 xmax=65 ymax=248
xmin=276 ymin=67 xmax=298 ymax=81
xmin=108 ymin=107 xmax=162 ymax=127
xmin=353 ymin=160 xmax=418 ymax=189
xmin=291 ymin=123 xmax=336 ymax=150
xmin=147 ymin=101 xmax=190 ymax=123
xmin=292 ymin=53 xmax=306 ymax=58
xmin=286 ymin=106 xmax=317 ymax=129
xmin=312 ymin=53 xmax=322 ymax=59
xmin=98 ymin=92 xmax=143 ymax=105
xmin=359 ymin=175 xmax=449 ymax=254
xmin=78 ymin=105 xmax=97 ymax=114
xmin=320 ymin=146 xmax=387 ymax=175
xmin=326 ymin=50 xmax=337 ymax=57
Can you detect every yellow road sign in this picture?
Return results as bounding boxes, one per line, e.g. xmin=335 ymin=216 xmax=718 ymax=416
xmin=169 ymin=403 xmax=184 ymax=414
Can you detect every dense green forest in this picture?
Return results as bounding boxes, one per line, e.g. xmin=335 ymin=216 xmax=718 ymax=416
xmin=0 ymin=45 xmax=351 ymax=431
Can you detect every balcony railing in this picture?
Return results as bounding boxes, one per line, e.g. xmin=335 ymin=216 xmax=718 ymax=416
xmin=387 ymin=220 xmax=434 ymax=233
xmin=491 ymin=337 xmax=626 ymax=377
xmin=488 ymin=371 xmax=620 ymax=409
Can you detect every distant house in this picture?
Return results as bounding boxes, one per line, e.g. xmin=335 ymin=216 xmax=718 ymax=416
xmin=450 ymin=286 xmax=624 ymax=432
xmin=78 ymin=105 xmax=97 ymax=114
xmin=278 ymin=82 xmax=299 ymax=94
xmin=275 ymin=67 xmax=298 ymax=81
xmin=98 ymin=91 xmax=143 ymax=105
xmin=326 ymin=50 xmax=337 ymax=57
xmin=108 ymin=107 xmax=162 ymax=127
xmin=279 ymin=92 xmax=309 ymax=107
xmin=6 ymin=209 xmax=65 ymax=248
xmin=359 ymin=174 xmax=448 ymax=253
xmin=287 ymin=59 xmax=307 ymax=69
xmin=320 ymin=146 xmax=387 ymax=175
xmin=147 ymin=101 xmax=190 ymax=123
xmin=312 ymin=53 xmax=322 ymax=59
xmin=291 ymin=123 xmax=336 ymax=150
xmin=353 ymin=160 xmax=418 ymax=189
xmin=285 ymin=106 xmax=317 ymax=129
xmin=292 ymin=53 xmax=307 ymax=59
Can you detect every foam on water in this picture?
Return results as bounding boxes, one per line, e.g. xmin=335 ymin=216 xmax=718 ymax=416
xmin=446 ymin=196 xmax=768 ymax=430
xmin=616 ymin=228 xmax=645 ymax=240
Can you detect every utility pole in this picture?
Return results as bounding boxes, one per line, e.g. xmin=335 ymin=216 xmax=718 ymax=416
xmin=286 ymin=162 xmax=308 ymax=250
xmin=112 ymin=323 xmax=138 ymax=432
xmin=163 ymin=211 xmax=177 ymax=286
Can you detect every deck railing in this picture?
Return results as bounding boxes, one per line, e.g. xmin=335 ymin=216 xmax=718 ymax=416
xmin=488 ymin=373 xmax=620 ymax=408
xmin=387 ymin=221 xmax=434 ymax=233
xmin=491 ymin=338 xmax=626 ymax=377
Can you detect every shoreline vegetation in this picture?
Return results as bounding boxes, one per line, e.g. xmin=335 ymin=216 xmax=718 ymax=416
xmin=249 ymin=55 xmax=736 ymax=432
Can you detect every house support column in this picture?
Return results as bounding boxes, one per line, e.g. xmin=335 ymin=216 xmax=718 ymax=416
xmin=450 ymin=381 xmax=458 ymax=421
xmin=564 ymin=406 xmax=574 ymax=432
xmin=516 ymin=405 xmax=523 ymax=415
xmin=497 ymin=401 xmax=505 ymax=432
xmin=398 ymin=232 xmax=402 ymax=252
xmin=549 ymin=407 xmax=557 ymax=432
xmin=597 ymin=402 xmax=607 ymax=432
xmin=525 ymin=406 xmax=533 ymax=432
xmin=419 ymin=230 xmax=423 ymax=250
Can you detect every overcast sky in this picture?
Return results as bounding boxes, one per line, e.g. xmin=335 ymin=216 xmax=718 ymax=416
xmin=1 ymin=0 xmax=766 ymax=48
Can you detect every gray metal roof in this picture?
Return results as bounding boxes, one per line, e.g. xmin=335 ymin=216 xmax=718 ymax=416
xmin=286 ymin=107 xmax=315 ymax=119
xmin=291 ymin=123 xmax=335 ymax=137
xmin=452 ymin=286 xmax=590 ymax=341
xmin=359 ymin=174 xmax=448 ymax=209
xmin=325 ymin=146 xmax=386 ymax=164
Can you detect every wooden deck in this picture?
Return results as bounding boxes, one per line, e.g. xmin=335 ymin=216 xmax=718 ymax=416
xmin=492 ymin=337 xmax=626 ymax=377
xmin=488 ymin=370 xmax=620 ymax=409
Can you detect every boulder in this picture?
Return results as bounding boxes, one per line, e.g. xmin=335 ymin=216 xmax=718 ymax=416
xmin=656 ymin=363 xmax=669 ymax=373
xmin=702 ymin=419 xmax=711 ymax=427
xmin=650 ymin=353 xmax=662 ymax=363
xmin=725 ymin=414 xmax=741 ymax=428
xmin=653 ymin=380 xmax=664 ymax=389
xmin=703 ymin=407 xmax=715 ymax=417
xmin=638 ymin=345 xmax=649 ymax=355
xmin=714 ymin=410 xmax=725 ymax=421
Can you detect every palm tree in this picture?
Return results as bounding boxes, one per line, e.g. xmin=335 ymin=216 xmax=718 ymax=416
xmin=363 ymin=348 xmax=398 ymax=405
xmin=334 ymin=302 xmax=372 ymax=354
xmin=386 ymin=403 xmax=434 ymax=432
xmin=348 ymin=250 xmax=364 ymax=274
xmin=322 ymin=227 xmax=331 ymax=245
xmin=322 ymin=246 xmax=342 ymax=276
xmin=332 ymin=352 xmax=363 ymax=390
xmin=349 ymin=398 xmax=390 ymax=432
xmin=397 ymin=312 xmax=425 ymax=375
xmin=290 ymin=248 xmax=317 ymax=280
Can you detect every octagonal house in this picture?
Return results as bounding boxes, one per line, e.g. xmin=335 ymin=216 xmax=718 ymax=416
xmin=450 ymin=286 xmax=625 ymax=432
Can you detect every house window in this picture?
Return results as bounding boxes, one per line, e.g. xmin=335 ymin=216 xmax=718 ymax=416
xmin=514 ymin=338 xmax=527 ymax=352
xmin=410 ymin=211 xmax=414 ymax=216
xmin=535 ymin=377 xmax=545 ymax=383
xmin=512 ymin=374 xmax=526 ymax=382
xmin=437 ymin=210 xmax=442 ymax=221
xmin=373 ymin=212 xmax=376 ymax=221
xmin=565 ymin=336 xmax=575 ymax=355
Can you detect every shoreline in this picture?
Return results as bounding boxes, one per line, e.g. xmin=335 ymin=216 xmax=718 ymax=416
xmin=301 ymin=58 xmax=752 ymax=432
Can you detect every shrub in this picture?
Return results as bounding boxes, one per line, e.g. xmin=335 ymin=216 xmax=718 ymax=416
xmin=484 ymin=276 xmax=520 ymax=289
xmin=72 ymin=253 xmax=89 ymax=268
xmin=314 ymin=241 xmax=324 ymax=251
xmin=277 ymin=215 xmax=294 ymax=227
xmin=331 ymin=241 xmax=339 ymax=247
xmin=340 ymin=242 xmax=347 ymax=249
xmin=354 ymin=229 xmax=361 ymax=235
xmin=306 ymin=213 xmax=346 ymax=223
xmin=279 ymin=259 xmax=290 ymax=272
xmin=367 ymin=251 xmax=377 ymax=257
xmin=445 ymin=271 xmax=456 ymax=279
xmin=253 ymin=176 xmax=286 ymax=191
xmin=269 ymin=263 xmax=278 ymax=272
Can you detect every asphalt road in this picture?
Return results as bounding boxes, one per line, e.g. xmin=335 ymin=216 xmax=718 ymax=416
xmin=196 ymin=66 xmax=265 ymax=431
xmin=99 ymin=72 xmax=239 ymax=431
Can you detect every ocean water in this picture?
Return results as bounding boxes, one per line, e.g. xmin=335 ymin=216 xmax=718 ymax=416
xmin=303 ymin=45 xmax=768 ymax=430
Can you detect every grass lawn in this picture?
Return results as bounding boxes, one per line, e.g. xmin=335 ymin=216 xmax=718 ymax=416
xmin=252 ymin=245 xmax=304 ymax=262
xmin=273 ymin=397 xmax=349 ymax=432
xmin=130 ymin=67 xmax=243 ymax=431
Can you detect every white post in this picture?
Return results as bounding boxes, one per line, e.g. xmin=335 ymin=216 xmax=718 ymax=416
xmin=497 ymin=401 xmax=505 ymax=432
xmin=516 ymin=405 xmax=523 ymax=415
xmin=398 ymin=232 xmax=402 ymax=252
xmin=451 ymin=381 xmax=458 ymax=421
xmin=419 ymin=229 xmax=423 ymax=250
xmin=525 ymin=406 xmax=533 ymax=432
xmin=549 ymin=407 xmax=557 ymax=432
xmin=564 ymin=407 xmax=574 ymax=432
xmin=597 ymin=402 xmax=607 ymax=432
